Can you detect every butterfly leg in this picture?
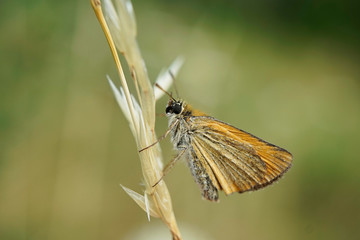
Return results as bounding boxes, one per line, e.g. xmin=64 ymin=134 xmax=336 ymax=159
xmin=139 ymin=119 xmax=179 ymax=153
xmin=152 ymin=148 xmax=187 ymax=188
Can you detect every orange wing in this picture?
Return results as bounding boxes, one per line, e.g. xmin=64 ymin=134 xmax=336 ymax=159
xmin=190 ymin=116 xmax=293 ymax=194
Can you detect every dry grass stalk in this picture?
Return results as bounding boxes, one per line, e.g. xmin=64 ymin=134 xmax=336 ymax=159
xmin=90 ymin=0 xmax=183 ymax=239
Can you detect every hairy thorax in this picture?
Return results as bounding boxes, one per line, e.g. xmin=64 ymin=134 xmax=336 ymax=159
xmin=168 ymin=114 xmax=191 ymax=150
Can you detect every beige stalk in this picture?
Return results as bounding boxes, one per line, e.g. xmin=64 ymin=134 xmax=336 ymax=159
xmin=90 ymin=0 xmax=183 ymax=239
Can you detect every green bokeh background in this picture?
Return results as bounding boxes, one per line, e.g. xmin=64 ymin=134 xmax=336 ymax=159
xmin=1 ymin=0 xmax=359 ymax=239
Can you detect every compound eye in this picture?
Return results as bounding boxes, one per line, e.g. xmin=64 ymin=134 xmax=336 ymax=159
xmin=165 ymin=106 xmax=172 ymax=114
xmin=173 ymin=103 xmax=182 ymax=114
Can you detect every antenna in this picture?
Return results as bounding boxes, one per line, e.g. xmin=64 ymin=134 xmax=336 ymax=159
xmin=155 ymin=83 xmax=176 ymax=101
xmin=168 ymin=71 xmax=180 ymax=98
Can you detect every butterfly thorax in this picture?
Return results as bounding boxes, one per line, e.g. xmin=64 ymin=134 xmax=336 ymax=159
xmin=165 ymin=99 xmax=205 ymax=144
xmin=166 ymin=100 xmax=191 ymax=150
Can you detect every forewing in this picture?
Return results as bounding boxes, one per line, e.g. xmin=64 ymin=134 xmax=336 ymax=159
xmin=190 ymin=116 xmax=293 ymax=194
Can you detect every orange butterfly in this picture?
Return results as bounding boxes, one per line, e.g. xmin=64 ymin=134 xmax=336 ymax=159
xmin=142 ymin=84 xmax=293 ymax=202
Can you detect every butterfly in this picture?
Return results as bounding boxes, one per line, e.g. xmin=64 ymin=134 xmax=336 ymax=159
xmin=143 ymin=84 xmax=293 ymax=202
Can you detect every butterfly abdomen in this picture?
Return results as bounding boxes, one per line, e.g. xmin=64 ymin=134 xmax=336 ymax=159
xmin=187 ymin=148 xmax=219 ymax=202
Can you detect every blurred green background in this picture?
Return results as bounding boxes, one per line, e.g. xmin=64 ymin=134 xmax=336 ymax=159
xmin=1 ymin=0 xmax=360 ymax=239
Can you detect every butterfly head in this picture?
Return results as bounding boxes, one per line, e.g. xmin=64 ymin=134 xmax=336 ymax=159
xmin=165 ymin=99 xmax=184 ymax=115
